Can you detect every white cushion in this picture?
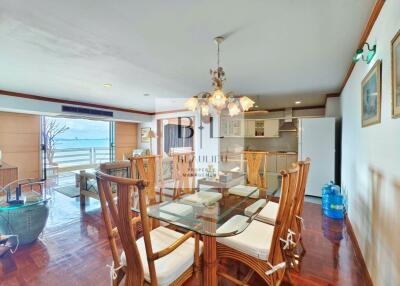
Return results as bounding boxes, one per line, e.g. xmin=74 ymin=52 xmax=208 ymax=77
xmin=244 ymin=199 xmax=267 ymax=217
xmin=216 ymin=214 xmax=249 ymax=235
xmin=217 ymin=215 xmax=274 ymax=260
xmin=228 ymin=185 xmax=259 ymax=198
xmin=158 ymin=203 xmax=193 ymax=222
xmin=120 ymin=226 xmax=203 ymax=286
xmin=181 ymin=191 xmax=222 ymax=205
xmin=257 ymin=202 xmax=279 ymax=225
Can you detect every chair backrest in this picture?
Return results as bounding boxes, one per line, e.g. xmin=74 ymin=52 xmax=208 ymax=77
xmin=171 ymin=151 xmax=196 ymax=197
xmin=268 ymin=165 xmax=300 ymax=273
xmin=289 ymin=158 xmax=311 ymax=238
xmin=129 ymin=155 xmax=161 ymax=204
xmin=96 ymin=171 xmax=148 ymax=285
xmin=241 ymin=151 xmax=267 ymax=189
xmin=296 ymin=158 xmax=311 ymax=217
xmin=100 ymin=160 xmax=131 ymax=178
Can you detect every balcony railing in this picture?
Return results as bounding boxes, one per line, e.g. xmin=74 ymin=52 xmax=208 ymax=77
xmin=50 ymin=147 xmax=110 ymax=168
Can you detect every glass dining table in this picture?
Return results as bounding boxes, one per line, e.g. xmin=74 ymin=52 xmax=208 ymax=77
xmin=132 ymin=172 xmax=282 ymax=285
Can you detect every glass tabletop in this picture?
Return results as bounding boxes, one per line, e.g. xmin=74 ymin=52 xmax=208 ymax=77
xmin=132 ymin=172 xmax=281 ymax=237
xmin=0 ymin=179 xmax=51 ymax=210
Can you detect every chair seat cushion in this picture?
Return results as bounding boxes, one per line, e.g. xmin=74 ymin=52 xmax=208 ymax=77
xmin=120 ymin=226 xmax=203 ymax=286
xmin=181 ymin=191 xmax=222 ymax=206
xmin=257 ymin=201 xmax=279 ymax=225
xmin=159 ymin=203 xmax=193 ymax=222
xmin=228 ymin=185 xmax=259 ymax=198
xmin=244 ymin=199 xmax=267 ymax=217
xmin=217 ymin=215 xmax=274 ymax=260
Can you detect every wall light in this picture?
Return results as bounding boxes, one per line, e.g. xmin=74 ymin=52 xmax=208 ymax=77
xmin=352 ymin=42 xmax=376 ymax=64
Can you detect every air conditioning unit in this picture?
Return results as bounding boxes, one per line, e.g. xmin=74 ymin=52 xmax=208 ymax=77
xmin=61 ymin=105 xmax=113 ymax=118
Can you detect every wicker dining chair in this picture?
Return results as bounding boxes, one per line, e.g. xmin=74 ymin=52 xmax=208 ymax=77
xmin=171 ymin=152 xmax=196 ymax=198
xmin=241 ymin=151 xmax=267 ymax=189
xmin=96 ymin=171 xmax=202 ymax=286
xmin=216 ymin=165 xmax=300 ymax=285
xmin=254 ymin=159 xmax=309 ymax=224
xmin=285 ymin=158 xmax=311 ymax=270
xmin=129 ymin=155 xmax=161 ymax=204
xmin=250 ymin=159 xmax=311 ymax=273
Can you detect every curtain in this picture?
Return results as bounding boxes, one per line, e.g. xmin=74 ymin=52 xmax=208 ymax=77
xmin=163 ymin=124 xmax=193 ymax=154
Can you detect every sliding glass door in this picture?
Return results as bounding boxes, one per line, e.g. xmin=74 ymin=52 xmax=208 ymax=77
xmin=40 ymin=116 xmax=115 ymax=180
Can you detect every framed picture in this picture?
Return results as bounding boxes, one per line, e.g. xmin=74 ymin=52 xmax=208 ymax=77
xmin=392 ymin=29 xmax=400 ymax=118
xmin=141 ymin=127 xmax=150 ymax=143
xmin=361 ymin=60 xmax=382 ymax=127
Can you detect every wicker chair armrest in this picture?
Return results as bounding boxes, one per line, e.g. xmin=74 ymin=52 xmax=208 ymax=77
xmin=150 ymin=231 xmax=194 ymax=260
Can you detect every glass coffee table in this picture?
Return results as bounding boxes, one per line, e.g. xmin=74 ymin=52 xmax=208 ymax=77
xmin=132 ymin=172 xmax=281 ymax=285
xmin=0 ymin=179 xmax=51 ymax=245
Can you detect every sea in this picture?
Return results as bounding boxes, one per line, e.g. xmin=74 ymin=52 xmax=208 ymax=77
xmin=54 ymin=138 xmax=109 ymax=149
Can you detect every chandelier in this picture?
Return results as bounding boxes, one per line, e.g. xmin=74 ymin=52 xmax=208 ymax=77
xmin=185 ymin=36 xmax=255 ymax=117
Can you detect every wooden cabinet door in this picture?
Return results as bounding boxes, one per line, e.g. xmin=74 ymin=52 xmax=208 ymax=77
xmin=245 ymin=120 xmax=255 ymax=137
xmin=276 ymin=154 xmax=287 ymax=172
xmin=230 ymin=119 xmax=243 ymax=137
xmin=264 ymin=119 xmax=280 ymax=137
xmin=286 ymin=154 xmax=298 ymax=169
xmin=266 ymin=153 xmax=277 ymax=172
xmin=220 ymin=118 xmax=228 ymax=137
xmin=254 ymin=120 xmax=265 ymax=137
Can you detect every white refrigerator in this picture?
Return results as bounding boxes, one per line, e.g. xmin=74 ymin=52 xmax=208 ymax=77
xmin=298 ymin=117 xmax=336 ymax=197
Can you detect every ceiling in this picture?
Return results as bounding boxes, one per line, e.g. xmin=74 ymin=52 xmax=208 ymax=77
xmin=0 ymin=0 xmax=375 ymax=112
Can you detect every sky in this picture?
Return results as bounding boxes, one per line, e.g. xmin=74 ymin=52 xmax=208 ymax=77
xmin=46 ymin=117 xmax=110 ymax=140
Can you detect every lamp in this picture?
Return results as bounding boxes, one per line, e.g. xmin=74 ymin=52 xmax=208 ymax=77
xmin=185 ymin=36 xmax=255 ymax=117
xmin=146 ymin=130 xmax=156 ymax=155
xmin=352 ymin=43 xmax=376 ymax=64
xmin=239 ymin=96 xmax=255 ymax=111
xmin=228 ymin=102 xmax=241 ymax=117
xmin=184 ymin=97 xmax=198 ymax=112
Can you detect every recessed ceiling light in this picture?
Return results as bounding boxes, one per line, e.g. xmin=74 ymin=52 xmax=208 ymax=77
xmin=103 ymin=83 xmax=112 ymax=88
xmin=295 ymin=101 xmax=302 ymax=105
xmin=144 ymin=93 xmax=150 ymax=97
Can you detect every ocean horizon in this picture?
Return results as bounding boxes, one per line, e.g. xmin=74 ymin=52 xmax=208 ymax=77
xmin=55 ymin=138 xmax=109 ymax=149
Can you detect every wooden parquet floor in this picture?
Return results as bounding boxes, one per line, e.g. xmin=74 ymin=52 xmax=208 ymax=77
xmin=0 ymin=178 xmax=369 ymax=286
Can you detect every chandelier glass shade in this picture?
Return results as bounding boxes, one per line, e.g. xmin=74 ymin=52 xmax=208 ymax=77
xmin=185 ymin=36 xmax=255 ymax=117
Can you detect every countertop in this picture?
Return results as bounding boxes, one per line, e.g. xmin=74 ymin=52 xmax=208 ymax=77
xmin=0 ymin=162 xmax=17 ymax=170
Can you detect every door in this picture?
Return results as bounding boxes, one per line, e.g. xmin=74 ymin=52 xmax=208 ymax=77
xmin=40 ymin=116 xmax=47 ymax=180
xmin=298 ymin=118 xmax=335 ymax=197
xmin=109 ymin=122 xmax=115 ymax=161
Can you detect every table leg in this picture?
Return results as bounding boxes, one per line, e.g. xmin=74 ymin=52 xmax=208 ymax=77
xmin=203 ymin=235 xmax=217 ymax=286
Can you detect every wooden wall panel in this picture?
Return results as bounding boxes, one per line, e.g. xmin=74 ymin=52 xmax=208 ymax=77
xmin=0 ymin=112 xmax=40 ymax=179
xmin=115 ymin=122 xmax=138 ymax=160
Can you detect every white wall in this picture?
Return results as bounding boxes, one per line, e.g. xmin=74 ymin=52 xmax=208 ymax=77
xmin=341 ymin=1 xmax=400 ymax=285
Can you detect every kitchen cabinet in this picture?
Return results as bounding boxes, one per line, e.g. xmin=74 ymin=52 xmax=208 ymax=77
xmin=264 ymin=120 xmax=280 ymax=137
xmin=265 ymin=153 xmax=277 ymax=172
xmin=0 ymin=163 xmax=18 ymax=188
xmin=221 ymin=118 xmax=279 ymax=138
xmin=245 ymin=120 xmax=255 ymax=137
xmin=286 ymin=153 xmax=297 ymax=168
xmin=276 ymin=154 xmax=287 ymax=172
xmin=221 ymin=118 xmax=244 ymax=137
xmin=266 ymin=152 xmax=298 ymax=172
